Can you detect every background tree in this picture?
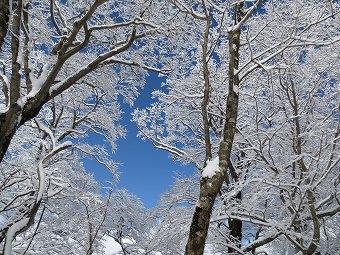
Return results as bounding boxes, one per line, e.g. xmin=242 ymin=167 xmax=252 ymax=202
xmin=0 ymin=81 xmax=120 ymax=253
xmin=210 ymin=41 xmax=340 ymax=254
xmin=141 ymin=174 xmax=199 ymax=255
xmin=104 ymin=189 xmax=148 ymax=255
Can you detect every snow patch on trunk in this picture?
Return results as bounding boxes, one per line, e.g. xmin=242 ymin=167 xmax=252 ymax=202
xmin=29 ymin=63 xmax=51 ymax=97
xmin=233 ymin=84 xmax=239 ymax=94
xmin=202 ymin=156 xmax=220 ymax=178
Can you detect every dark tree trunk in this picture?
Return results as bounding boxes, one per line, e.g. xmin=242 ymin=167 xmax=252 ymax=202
xmin=0 ymin=94 xmax=49 ymax=162
xmin=0 ymin=0 xmax=9 ymax=50
xmin=228 ymin=191 xmax=242 ymax=254
xmin=0 ymin=106 xmax=21 ymax=161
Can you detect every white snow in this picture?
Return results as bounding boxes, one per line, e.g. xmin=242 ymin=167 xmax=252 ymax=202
xmin=202 ymin=156 xmax=220 ymax=178
xmin=35 ymin=120 xmax=56 ymax=147
xmin=233 ymin=84 xmax=239 ymax=94
xmin=97 ymin=236 xmax=164 ymax=255
xmin=122 ymin=238 xmax=134 ymax=244
xmin=25 ymin=63 xmax=52 ymax=100
xmin=97 ymin=236 xmax=122 ymax=255
xmin=61 ymin=141 xmax=73 ymax=147
xmin=0 ymin=105 xmax=9 ymax=113
xmin=16 ymin=97 xmax=27 ymax=108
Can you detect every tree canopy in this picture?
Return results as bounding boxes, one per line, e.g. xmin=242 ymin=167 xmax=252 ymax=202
xmin=0 ymin=0 xmax=339 ymax=254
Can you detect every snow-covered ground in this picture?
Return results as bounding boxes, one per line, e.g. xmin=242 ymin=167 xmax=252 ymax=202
xmin=99 ymin=237 xmax=219 ymax=255
xmin=99 ymin=236 xmax=158 ymax=255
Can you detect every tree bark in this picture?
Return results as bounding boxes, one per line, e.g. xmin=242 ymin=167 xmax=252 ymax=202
xmin=228 ymin=191 xmax=242 ymax=254
xmin=0 ymin=0 xmax=9 ymax=50
xmin=185 ymin=3 xmax=245 ymax=255
xmin=185 ymin=171 xmax=228 ymax=254
xmin=0 ymin=106 xmax=21 ymax=161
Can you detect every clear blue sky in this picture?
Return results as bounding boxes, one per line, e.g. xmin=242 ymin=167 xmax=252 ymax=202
xmin=85 ymin=72 xmax=195 ymax=208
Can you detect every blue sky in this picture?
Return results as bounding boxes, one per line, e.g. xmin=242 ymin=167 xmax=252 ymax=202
xmin=85 ymin=72 xmax=195 ymax=208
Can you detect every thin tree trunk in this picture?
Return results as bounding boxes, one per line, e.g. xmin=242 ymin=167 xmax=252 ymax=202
xmin=227 ymin=149 xmax=248 ymax=252
xmin=228 ymin=191 xmax=242 ymax=254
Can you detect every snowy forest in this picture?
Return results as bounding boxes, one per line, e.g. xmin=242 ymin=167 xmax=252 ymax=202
xmin=0 ymin=0 xmax=339 ymax=254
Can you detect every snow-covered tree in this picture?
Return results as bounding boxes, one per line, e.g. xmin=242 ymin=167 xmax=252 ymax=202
xmin=142 ymin=174 xmax=199 ymax=255
xmin=0 ymin=0 xmax=171 ymax=161
xmin=0 ymin=0 xmax=172 ymax=252
xmin=133 ymin=1 xmax=340 ymax=254
xmin=1 ymin=0 xmax=339 ymax=254
xmin=9 ymin=165 xmax=111 ymax=255
xmin=210 ymin=42 xmax=340 ymax=254
xmin=104 ymin=189 xmax=148 ymax=255
xmin=0 ymin=83 xmax=120 ymax=253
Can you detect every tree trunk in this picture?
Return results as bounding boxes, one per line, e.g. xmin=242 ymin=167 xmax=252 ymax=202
xmin=228 ymin=191 xmax=242 ymax=254
xmin=185 ymin=170 xmax=228 ymax=254
xmin=0 ymin=107 xmax=21 ymax=161
xmin=185 ymin=4 xmax=244 ymax=255
xmin=0 ymin=80 xmax=51 ymax=161
xmin=0 ymin=0 xmax=9 ymax=50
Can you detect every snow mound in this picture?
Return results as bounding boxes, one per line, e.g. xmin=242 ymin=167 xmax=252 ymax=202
xmin=97 ymin=236 xmax=122 ymax=255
